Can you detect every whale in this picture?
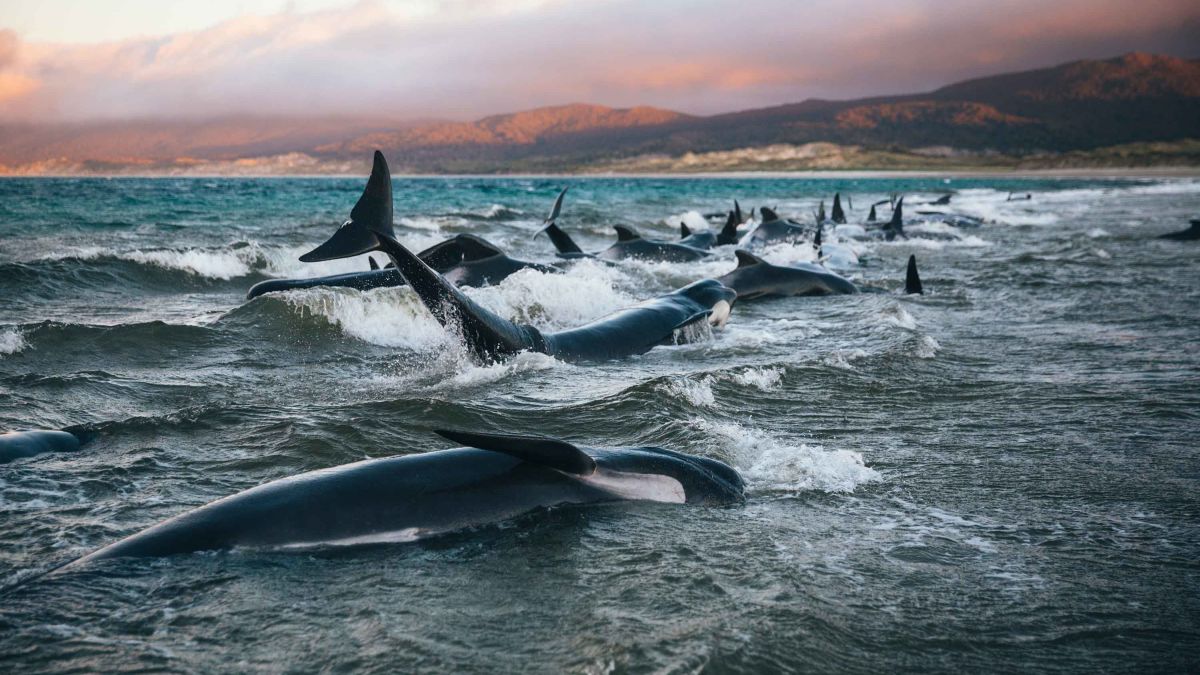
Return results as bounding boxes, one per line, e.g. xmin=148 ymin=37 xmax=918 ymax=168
xmin=248 ymin=235 xmax=559 ymax=299
xmin=739 ymin=207 xmax=813 ymax=248
xmin=72 ymin=430 xmax=745 ymax=563
xmin=905 ymin=254 xmax=923 ymax=294
xmin=831 ymin=193 xmax=847 ymax=224
xmin=247 ymin=157 xmax=556 ymax=299
xmin=302 ymin=152 xmax=737 ymax=363
xmin=0 ymin=430 xmax=80 ymax=464
xmin=913 ymin=210 xmax=985 ymax=229
xmin=717 ymin=250 xmax=858 ymax=300
xmin=1158 ymin=219 xmax=1200 ymax=241
xmin=679 ymin=210 xmax=742 ymax=249
xmin=538 ymin=189 xmax=710 ymax=262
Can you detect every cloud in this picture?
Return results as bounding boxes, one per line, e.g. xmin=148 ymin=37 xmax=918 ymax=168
xmin=0 ymin=0 xmax=1196 ymax=122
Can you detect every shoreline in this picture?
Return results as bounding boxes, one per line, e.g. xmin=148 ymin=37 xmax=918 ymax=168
xmin=2 ymin=167 xmax=1198 ymax=180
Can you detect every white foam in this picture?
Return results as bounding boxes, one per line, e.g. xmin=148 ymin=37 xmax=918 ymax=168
xmin=664 ymin=378 xmax=717 ymax=408
xmin=120 ymin=248 xmax=252 ymax=279
xmin=1093 ymin=248 xmax=1112 ymax=259
xmin=913 ymin=335 xmax=940 ymax=359
xmin=696 ymin=419 xmax=881 ymax=494
xmin=879 ymin=305 xmax=917 ymax=330
xmin=666 ymin=210 xmax=711 ymax=233
xmin=467 ymin=262 xmax=632 ymax=330
xmin=280 ymin=287 xmax=451 ymax=349
xmin=433 ymin=351 xmax=563 ymax=390
xmin=730 ymin=366 xmax=783 ymax=390
xmin=0 ymin=328 xmax=26 ymax=356
xmin=823 ymin=349 xmax=868 ymax=370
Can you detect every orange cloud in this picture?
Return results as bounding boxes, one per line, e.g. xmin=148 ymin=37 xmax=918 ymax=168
xmin=0 ymin=0 xmax=1195 ymax=122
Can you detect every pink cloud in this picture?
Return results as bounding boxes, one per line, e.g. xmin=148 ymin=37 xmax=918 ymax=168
xmin=0 ymin=0 xmax=1196 ymax=123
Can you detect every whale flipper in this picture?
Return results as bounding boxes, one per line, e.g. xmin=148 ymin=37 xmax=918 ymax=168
xmin=368 ymin=256 xmax=380 ymax=271
xmin=434 ymin=429 xmax=596 ymax=475
xmin=614 ymin=225 xmax=640 ymax=242
xmin=300 ymin=150 xmax=395 ymax=262
xmin=905 ymin=255 xmax=923 ymax=294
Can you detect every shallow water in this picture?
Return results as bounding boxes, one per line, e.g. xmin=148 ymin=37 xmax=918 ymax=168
xmin=1 ymin=176 xmax=1198 ymax=672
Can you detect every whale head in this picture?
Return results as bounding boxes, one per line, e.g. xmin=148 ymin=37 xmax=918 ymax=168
xmin=588 ymin=446 xmax=746 ymax=506
xmin=676 ymin=278 xmax=737 ymax=328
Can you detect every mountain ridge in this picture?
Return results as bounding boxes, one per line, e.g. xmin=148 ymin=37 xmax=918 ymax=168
xmin=2 ymin=52 xmax=1197 ymax=174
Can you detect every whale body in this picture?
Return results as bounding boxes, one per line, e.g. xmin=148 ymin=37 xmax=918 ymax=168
xmin=75 ymin=430 xmax=745 ymax=563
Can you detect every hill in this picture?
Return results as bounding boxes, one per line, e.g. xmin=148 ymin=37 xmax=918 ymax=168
xmin=1 ymin=53 xmax=1196 ymax=174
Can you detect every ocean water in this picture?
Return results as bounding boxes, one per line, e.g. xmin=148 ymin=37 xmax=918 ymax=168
xmin=0 ymin=175 xmax=1198 ymax=672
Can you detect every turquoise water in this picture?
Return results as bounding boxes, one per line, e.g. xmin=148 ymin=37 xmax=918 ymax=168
xmin=1 ymin=175 xmax=1198 ymax=672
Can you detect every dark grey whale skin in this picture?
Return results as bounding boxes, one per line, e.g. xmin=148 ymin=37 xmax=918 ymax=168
xmin=74 ymin=433 xmax=745 ymax=563
xmin=246 ymin=234 xmax=557 ymax=299
xmin=718 ymin=251 xmax=858 ymax=300
xmin=0 ymin=430 xmax=80 ymax=464
xmin=296 ymin=151 xmax=737 ymax=364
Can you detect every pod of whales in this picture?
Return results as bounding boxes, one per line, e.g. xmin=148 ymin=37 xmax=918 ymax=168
xmin=72 ymin=429 xmax=744 ymax=563
xmin=0 ymin=430 xmax=80 ymax=464
xmin=301 ymin=152 xmax=737 ymax=363
xmin=539 ymin=189 xmax=711 ymax=262
xmin=247 ymin=155 xmax=555 ymax=299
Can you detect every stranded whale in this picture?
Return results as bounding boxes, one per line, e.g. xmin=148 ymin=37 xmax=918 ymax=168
xmin=73 ymin=429 xmax=745 ymax=563
xmin=0 ymin=430 xmax=80 ymax=464
xmin=301 ymin=152 xmax=737 ymax=363
xmin=538 ymin=189 xmax=710 ymax=263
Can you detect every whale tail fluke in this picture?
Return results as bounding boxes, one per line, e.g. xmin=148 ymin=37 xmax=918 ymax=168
xmin=434 ymin=429 xmax=596 ymax=475
xmin=884 ymin=197 xmax=905 ymax=241
xmin=373 ymin=232 xmax=540 ymax=361
xmin=300 ymin=150 xmax=395 ymax=262
xmin=905 ymin=255 xmax=923 ymax=294
xmin=537 ymin=188 xmax=584 ymax=254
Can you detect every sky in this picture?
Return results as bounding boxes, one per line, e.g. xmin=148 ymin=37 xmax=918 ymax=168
xmin=0 ymin=0 xmax=1197 ymax=123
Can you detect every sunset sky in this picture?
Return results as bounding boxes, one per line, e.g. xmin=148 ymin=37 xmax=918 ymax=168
xmin=1 ymin=0 xmax=1197 ymax=123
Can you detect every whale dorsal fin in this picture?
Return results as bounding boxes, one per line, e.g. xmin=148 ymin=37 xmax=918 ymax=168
xmin=734 ymin=200 xmax=743 ymax=224
xmin=614 ymin=225 xmax=641 ymax=242
xmin=734 ymin=250 xmax=764 ymax=268
xmin=435 ymin=429 xmax=596 ymax=475
xmin=368 ymin=256 xmax=380 ymax=271
xmin=813 ymin=223 xmax=822 ymax=249
xmin=905 ymin=254 xmax=923 ymax=294
xmin=680 ymin=222 xmax=692 ymax=238
xmin=868 ymin=204 xmax=877 ymax=222
xmin=385 ymin=262 xmax=396 ymax=269
xmin=759 ymin=206 xmax=779 ymax=222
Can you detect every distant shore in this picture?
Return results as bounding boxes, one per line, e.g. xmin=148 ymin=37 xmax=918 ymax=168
xmin=3 ymin=167 xmax=1198 ymax=180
